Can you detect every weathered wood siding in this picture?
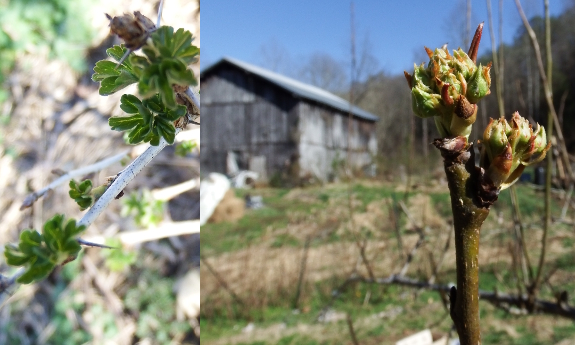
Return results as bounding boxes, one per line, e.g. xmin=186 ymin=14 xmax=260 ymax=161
xmin=201 ymin=64 xmax=299 ymax=176
xmin=297 ymin=102 xmax=377 ymax=180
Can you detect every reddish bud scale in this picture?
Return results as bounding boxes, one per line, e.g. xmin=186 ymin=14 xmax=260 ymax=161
xmin=404 ymin=71 xmax=413 ymax=89
xmin=468 ymin=22 xmax=484 ymax=63
xmin=441 ymin=83 xmax=454 ymax=106
xmin=455 ymin=96 xmax=476 ymax=120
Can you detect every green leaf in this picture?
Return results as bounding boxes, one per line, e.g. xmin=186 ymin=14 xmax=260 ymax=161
xmin=120 ymin=96 xmax=140 ymax=114
xmin=149 ymin=135 xmax=160 ymax=146
xmin=99 ymin=78 xmax=119 ymax=96
xmin=151 ymin=26 xmax=173 ymax=50
xmin=109 ymin=115 xmax=143 ymax=131
xmin=135 ymin=103 xmax=154 ymax=126
xmin=114 ymin=94 xmax=183 ymax=145
xmin=5 ymin=214 xmax=86 ymax=284
xmin=62 ymin=239 xmax=81 ymax=255
xmin=129 ymin=55 xmax=150 ymax=69
xmin=64 ymin=219 xmax=85 ymax=238
xmin=177 ymin=45 xmax=200 ymax=64
xmin=164 ymin=104 xmax=186 ymax=121
xmin=18 ymin=229 xmax=42 ymax=254
xmin=20 ymin=229 xmax=42 ymax=246
xmin=106 ymin=45 xmax=132 ymax=68
xmin=143 ymin=96 xmax=163 ymax=113
xmin=166 ymin=67 xmax=196 ymax=87
xmin=171 ymin=28 xmax=192 ymax=57
xmin=115 ymin=71 xmax=139 ymax=88
xmin=69 ymin=179 xmax=79 ymax=190
xmin=69 ymin=189 xmax=81 ymax=199
xmin=76 ymin=196 xmax=94 ymax=211
xmin=128 ymin=124 xmax=152 ymax=144
xmin=43 ymin=225 xmax=60 ymax=252
xmin=17 ymin=260 xmax=55 ymax=284
xmin=92 ymin=60 xmax=120 ymax=81
xmin=120 ymin=94 xmax=142 ymax=114
xmin=4 ymin=244 xmax=30 ymax=266
xmin=78 ymin=180 xmax=92 ymax=193
xmin=92 ymin=45 xmax=138 ymax=95
xmin=156 ymin=120 xmax=175 ymax=144
xmin=69 ymin=181 xmax=96 ymax=210
xmin=158 ymin=77 xmax=176 ymax=109
xmin=175 ymin=140 xmax=197 ymax=157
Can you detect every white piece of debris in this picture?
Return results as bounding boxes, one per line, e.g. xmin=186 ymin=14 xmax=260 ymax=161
xmin=245 ymin=195 xmax=263 ymax=209
xmin=395 ymin=329 xmax=433 ymax=345
xmin=242 ymin=322 xmax=255 ymax=333
xmin=396 ymin=329 xmax=458 ymax=345
xmin=373 ymin=306 xmax=403 ymax=319
xmin=227 ymin=151 xmax=240 ymax=176
xmin=200 ymin=173 xmax=230 ymax=226
xmin=175 ymin=269 xmax=200 ymax=320
xmin=317 ymin=308 xmax=346 ymax=323
xmin=231 ymin=170 xmax=259 ymax=188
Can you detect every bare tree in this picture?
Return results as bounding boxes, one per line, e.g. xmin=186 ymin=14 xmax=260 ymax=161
xmin=256 ymin=38 xmax=294 ymax=76
xmin=298 ymin=53 xmax=348 ymax=92
xmin=442 ymin=0 xmax=479 ymax=50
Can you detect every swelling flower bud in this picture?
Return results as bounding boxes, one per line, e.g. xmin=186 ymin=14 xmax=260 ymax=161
xmin=466 ymin=63 xmax=492 ymax=104
xmin=404 ymin=24 xmax=491 ymax=140
xmin=481 ymin=112 xmax=551 ymax=190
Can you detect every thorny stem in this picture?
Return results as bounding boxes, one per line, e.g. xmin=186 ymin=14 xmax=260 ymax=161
xmin=77 ymin=129 xmax=181 ymax=229
xmin=434 ymin=137 xmax=494 ymax=345
xmin=156 ymin=0 xmax=165 ymax=28
xmin=19 ymin=150 xmax=130 ymax=210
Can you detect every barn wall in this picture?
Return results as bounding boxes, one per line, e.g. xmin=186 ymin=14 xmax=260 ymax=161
xmin=297 ymin=102 xmax=377 ymax=180
xmin=201 ymin=65 xmax=299 ymax=177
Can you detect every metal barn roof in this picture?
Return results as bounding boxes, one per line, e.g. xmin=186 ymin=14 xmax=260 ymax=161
xmin=201 ymin=57 xmax=379 ymax=122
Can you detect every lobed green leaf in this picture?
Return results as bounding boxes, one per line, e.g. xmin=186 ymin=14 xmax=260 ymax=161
xmin=109 ymin=115 xmax=143 ymax=132
xmin=92 ymin=45 xmax=138 ymax=96
xmin=4 ymin=214 xmax=87 ymax=284
xmin=17 ymin=259 xmax=55 ymax=284
xmin=4 ymin=244 xmax=30 ymax=266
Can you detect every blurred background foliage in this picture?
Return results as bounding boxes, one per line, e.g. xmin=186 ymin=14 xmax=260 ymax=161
xmin=0 ymin=0 xmax=96 ymax=102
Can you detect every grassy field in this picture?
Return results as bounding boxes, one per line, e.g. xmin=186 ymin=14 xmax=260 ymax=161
xmin=201 ymin=178 xmax=575 ymax=345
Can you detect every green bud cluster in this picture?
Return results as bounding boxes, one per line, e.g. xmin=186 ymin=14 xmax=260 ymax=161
xmin=406 ymin=47 xmax=491 ymax=139
xmin=69 ymin=179 xmax=108 ymax=211
xmin=4 ymin=215 xmax=85 ymax=284
xmin=481 ymin=112 xmax=551 ymax=189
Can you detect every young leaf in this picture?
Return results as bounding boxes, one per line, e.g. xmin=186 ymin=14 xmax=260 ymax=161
xmin=112 ymin=94 xmax=185 ymax=145
xmin=92 ymin=61 xmax=120 ymax=81
xmin=62 ymin=239 xmax=81 ymax=254
xmin=17 ymin=260 xmax=55 ymax=284
xmin=120 ymin=94 xmax=141 ymax=114
xmin=4 ymin=214 xmax=87 ymax=284
xmin=69 ymin=180 xmax=96 ymax=211
xmin=109 ymin=115 xmax=143 ymax=132
xmin=91 ymin=45 xmax=138 ymax=96
xmin=4 ymin=244 xmax=30 ymax=266
xmin=128 ymin=26 xmax=199 ymax=109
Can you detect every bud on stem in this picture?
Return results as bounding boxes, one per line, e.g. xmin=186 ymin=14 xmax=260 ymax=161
xmin=405 ymin=23 xmax=490 ymax=140
xmin=481 ymin=113 xmax=551 ymax=190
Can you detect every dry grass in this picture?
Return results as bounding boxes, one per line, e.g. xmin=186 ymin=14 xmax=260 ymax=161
xmin=201 ymin=181 xmax=575 ymax=345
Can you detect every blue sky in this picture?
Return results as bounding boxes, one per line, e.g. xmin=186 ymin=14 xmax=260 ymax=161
xmin=203 ymin=0 xmax=570 ymax=80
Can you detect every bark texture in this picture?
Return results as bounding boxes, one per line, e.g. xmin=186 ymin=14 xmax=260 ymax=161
xmin=434 ymin=137 xmax=496 ymax=345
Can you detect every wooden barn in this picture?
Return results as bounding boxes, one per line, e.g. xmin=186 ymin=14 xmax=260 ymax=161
xmin=200 ymin=57 xmax=378 ymax=182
